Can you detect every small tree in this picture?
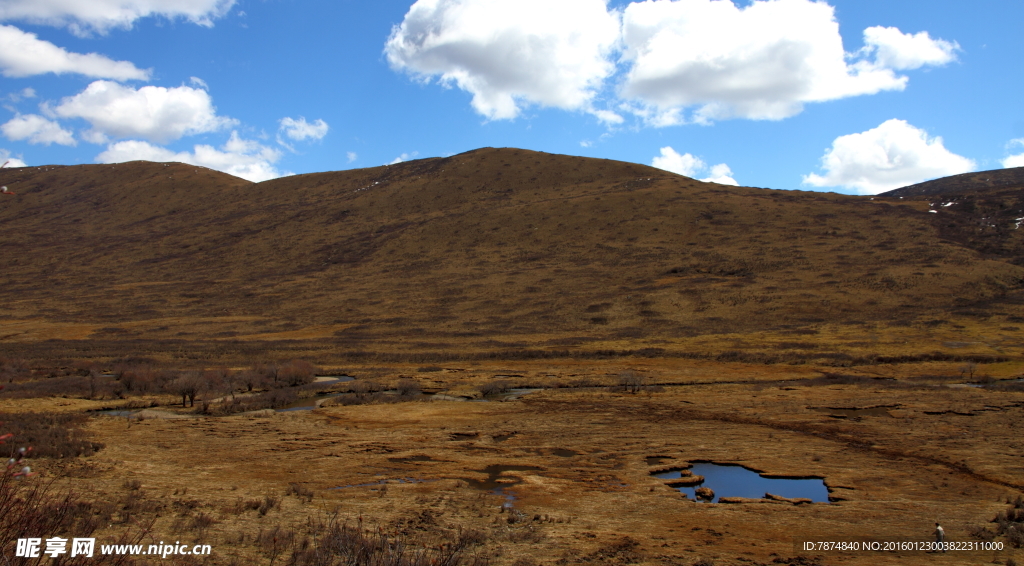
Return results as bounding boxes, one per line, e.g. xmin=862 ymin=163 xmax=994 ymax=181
xmin=170 ymin=372 xmax=203 ymax=407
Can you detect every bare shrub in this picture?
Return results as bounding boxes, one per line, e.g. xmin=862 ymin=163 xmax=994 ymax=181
xmin=259 ymin=495 xmax=280 ymax=516
xmin=286 ymin=483 xmax=314 ymax=503
xmin=278 ymin=360 xmax=318 ymax=387
xmin=477 ymin=380 xmax=510 ymax=397
xmin=226 ymin=498 xmax=263 ymax=515
xmin=285 ymin=513 xmax=489 ymax=566
xmin=349 ymin=380 xmax=383 ymax=395
xmin=618 ymin=371 xmax=646 ymax=394
xmin=192 ymin=511 xmax=217 ymax=538
xmin=0 ymin=470 xmax=151 ymax=566
xmin=396 ymin=379 xmax=422 ymax=397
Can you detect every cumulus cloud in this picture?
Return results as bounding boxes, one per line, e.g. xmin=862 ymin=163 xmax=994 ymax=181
xmin=385 ymin=0 xmax=958 ymax=125
xmin=96 ymin=131 xmax=285 ymax=182
xmin=620 ymin=0 xmax=957 ymax=124
xmin=1 ymin=114 xmax=75 ymax=145
xmin=802 ymin=119 xmax=975 ymax=194
xmin=1004 ymin=139 xmax=1024 ymax=169
xmin=54 ymin=80 xmax=236 ymax=144
xmin=650 ymin=146 xmax=737 ymax=185
xmin=0 ymin=0 xmax=236 ymax=35
xmin=0 ymin=24 xmax=149 ymax=79
xmin=1 ymin=148 xmax=28 ymax=167
xmin=279 ymin=117 xmax=328 ymax=142
xmin=389 ymin=151 xmax=418 ymax=165
xmin=346 ymin=152 xmax=357 ymax=163
xmin=702 ymin=163 xmax=738 ymax=185
xmin=385 ymin=0 xmax=620 ymax=120
xmin=860 ymin=26 xmax=959 ymax=70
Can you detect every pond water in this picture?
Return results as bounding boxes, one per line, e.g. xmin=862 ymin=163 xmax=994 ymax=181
xmin=476 ymin=389 xmax=541 ymax=402
xmin=93 ymin=409 xmax=138 ymax=417
xmin=277 ymin=392 xmax=347 ymax=412
xmin=653 ymin=463 xmax=829 ymax=503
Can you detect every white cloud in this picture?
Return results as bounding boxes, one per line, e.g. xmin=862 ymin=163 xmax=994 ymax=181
xmin=0 ymin=0 xmax=236 ymax=35
xmin=279 ymin=116 xmax=328 ymax=142
xmin=1004 ymin=139 xmax=1024 ymax=169
xmin=55 ymin=80 xmax=236 ymax=144
xmin=389 ymin=151 xmax=418 ymax=165
xmin=1 ymin=113 xmax=75 ymax=145
xmin=385 ymin=0 xmax=620 ymax=120
xmin=652 ymin=146 xmax=703 ymax=176
xmin=620 ymin=0 xmax=957 ymax=124
xmin=802 ymin=119 xmax=975 ymax=194
xmin=96 ymin=131 xmax=286 ymax=182
xmin=5 ymin=87 xmax=36 ymax=103
xmin=650 ymin=146 xmax=737 ymax=184
xmin=861 ymin=26 xmax=959 ymax=70
xmin=0 ymin=24 xmax=149 ymax=79
xmin=346 ymin=152 xmax=357 ymax=163
xmin=1 ymin=148 xmax=28 ymax=167
xmin=189 ymin=76 xmax=209 ymax=90
xmin=386 ymin=0 xmax=957 ymax=126
xmin=701 ymin=163 xmax=738 ymax=186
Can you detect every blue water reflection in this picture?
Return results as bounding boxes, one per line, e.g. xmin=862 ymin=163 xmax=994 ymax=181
xmin=653 ymin=463 xmax=829 ymax=503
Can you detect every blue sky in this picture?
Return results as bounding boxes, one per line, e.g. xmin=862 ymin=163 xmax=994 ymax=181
xmin=0 ymin=0 xmax=1021 ymax=194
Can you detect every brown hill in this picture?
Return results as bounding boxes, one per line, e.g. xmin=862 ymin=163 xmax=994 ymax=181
xmin=881 ymin=166 xmax=1024 ymax=197
xmin=1 ymin=148 xmax=1023 ymax=364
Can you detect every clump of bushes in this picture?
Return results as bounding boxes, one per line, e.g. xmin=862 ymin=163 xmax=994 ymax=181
xmin=994 ymin=496 xmax=1024 ymax=548
xmin=476 ymin=380 xmax=510 ymax=397
xmin=0 ymin=470 xmax=150 ymax=565
xmin=283 ymin=513 xmax=489 ymax=566
xmin=0 ymin=412 xmax=103 ymax=458
xmin=198 ymin=389 xmax=299 ymax=415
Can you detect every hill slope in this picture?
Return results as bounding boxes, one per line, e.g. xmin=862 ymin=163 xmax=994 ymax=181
xmin=1 ymin=148 xmax=1023 ymax=362
xmin=881 ymin=166 xmax=1024 ymax=197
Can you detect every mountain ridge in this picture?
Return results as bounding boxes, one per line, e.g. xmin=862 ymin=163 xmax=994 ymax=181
xmin=1 ymin=148 xmax=1023 ymax=363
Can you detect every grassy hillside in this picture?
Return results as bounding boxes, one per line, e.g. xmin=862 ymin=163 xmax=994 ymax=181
xmin=1 ymin=148 xmax=1022 ymax=364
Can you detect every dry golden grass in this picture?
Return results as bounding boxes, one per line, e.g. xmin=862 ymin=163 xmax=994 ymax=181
xmin=2 ymin=150 xmax=1024 ymax=565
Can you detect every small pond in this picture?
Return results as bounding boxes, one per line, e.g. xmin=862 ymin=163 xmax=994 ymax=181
xmin=93 ymin=409 xmax=138 ymax=417
xmin=277 ymin=392 xmax=350 ymax=412
xmin=653 ymin=463 xmax=829 ymax=503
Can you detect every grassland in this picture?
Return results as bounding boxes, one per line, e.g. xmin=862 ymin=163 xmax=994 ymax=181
xmin=1 ymin=150 xmax=1023 ymax=565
